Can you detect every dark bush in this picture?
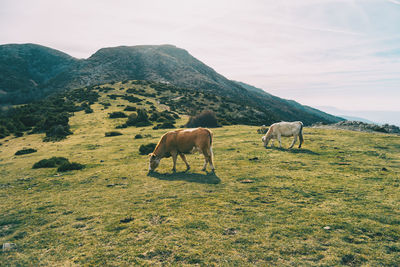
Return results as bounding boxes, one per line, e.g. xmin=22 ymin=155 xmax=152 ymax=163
xmin=125 ymin=113 xmax=138 ymax=126
xmin=43 ymin=124 xmax=72 ymax=142
xmin=57 ymin=162 xmax=85 ymax=172
xmin=0 ymin=125 xmax=10 ymax=139
xmin=15 ymin=148 xmax=37 ymax=155
xmin=107 ymin=94 xmax=122 ymax=100
xmin=134 ymin=134 xmax=143 ymax=139
xmin=33 ymin=157 xmax=69 ymax=169
xmin=100 ymin=102 xmax=111 ymax=109
xmin=124 ymin=106 xmax=136 ymax=111
xmin=84 ymin=106 xmax=93 ymax=114
xmin=139 ymin=143 xmax=157 ymax=155
xmin=115 ymin=124 xmax=127 ymax=129
xmin=153 ymin=121 xmax=175 ymax=130
xmin=125 ymin=109 xmax=152 ymax=127
xmin=185 ymin=110 xmax=219 ymax=128
xmin=105 ymin=131 xmax=123 ymax=137
xmin=33 ymin=113 xmax=70 ymax=133
xmin=81 ymin=102 xmax=93 ymax=114
xmin=109 ymin=112 xmax=127 ymax=119
xmin=122 ymin=95 xmax=142 ymax=103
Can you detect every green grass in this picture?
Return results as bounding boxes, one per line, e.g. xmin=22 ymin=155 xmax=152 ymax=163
xmin=1 ymin=82 xmax=400 ymax=265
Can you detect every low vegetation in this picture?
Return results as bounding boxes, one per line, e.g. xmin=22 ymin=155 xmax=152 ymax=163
xmin=0 ymin=87 xmax=99 ymax=140
xmin=14 ymin=148 xmax=37 ymax=156
xmin=108 ymin=111 xmax=127 ymax=119
xmin=186 ymin=110 xmax=220 ymax=128
xmin=105 ymin=131 xmax=123 ymax=137
xmin=57 ymin=162 xmax=85 ymax=172
xmin=32 ymin=157 xmax=69 ymax=169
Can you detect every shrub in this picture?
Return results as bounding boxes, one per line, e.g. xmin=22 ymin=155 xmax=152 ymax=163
xmin=0 ymin=125 xmax=10 ymax=139
xmin=122 ymin=95 xmax=142 ymax=103
xmin=100 ymin=102 xmax=111 ymax=109
xmin=105 ymin=131 xmax=123 ymax=137
xmin=109 ymin=112 xmax=127 ymax=119
xmin=134 ymin=134 xmax=143 ymax=139
xmin=124 ymin=106 xmax=136 ymax=111
xmin=14 ymin=132 xmax=23 ymax=137
xmin=115 ymin=124 xmax=127 ymax=129
xmin=15 ymin=148 xmax=37 ymax=156
xmin=84 ymin=106 xmax=93 ymax=114
xmin=43 ymin=125 xmax=72 ymax=142
xmin=153 ymin=121 xmax=175 ymax=130
xmin=185 ymin=110 xmax=219 ymax=128
xmin=33 ymin=157 xmax=69 ymax=169
xmin=57 ymin=162 xmax=85 ymax=172
xmin=139 ymin=143 xmax=157 ymax=155
xmin=125 ymin=109 xmax=152 ymax=127
xmin=81 ymin=102 xmax=93 ymax=114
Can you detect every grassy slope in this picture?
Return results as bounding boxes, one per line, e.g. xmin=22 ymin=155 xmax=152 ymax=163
xmin=1 ymin=85 xmax=400 ymax=266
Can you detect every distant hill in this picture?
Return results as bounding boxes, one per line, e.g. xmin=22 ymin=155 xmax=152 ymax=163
xmin=0 ymin=43 xmax=343 ymax=125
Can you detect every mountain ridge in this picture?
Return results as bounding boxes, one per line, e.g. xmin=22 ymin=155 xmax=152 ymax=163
xmin=0 ymin=43 xmax=342 ymax=125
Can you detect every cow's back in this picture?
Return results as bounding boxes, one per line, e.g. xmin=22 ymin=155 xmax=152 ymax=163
xmin=164 ymin=128 xmax=211 ymax=154
xmin=271 ymin=121 xmax=302 ymax=136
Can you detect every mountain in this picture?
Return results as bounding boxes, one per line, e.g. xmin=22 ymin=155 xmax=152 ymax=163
xmin=0 ymin=43 xmax=79 ymax=104
xmin=0 ymin=43 xmax=342 ymax=125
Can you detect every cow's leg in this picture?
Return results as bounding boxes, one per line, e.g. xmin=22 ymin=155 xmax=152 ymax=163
xmin=270 ymin=139 xmax=275 ymax=147
xmin=171 ymin=151 xmax=178 ymax=172
xmin=289 ymin=135 xmax=297 ymax=149
xmin=208 ymin=147 xmax=215 ymax=172
xmin=201 ymin=147 xmax=214 ymax=172
xmin=298 ymin=132 xmax=303 ymax=148
xmin=179 ymin=153 xmax=190 ymax=171
xmin=277 ymin=134 xmax=282 ymax=148
xmin=202 ymin=157 xmax=208 ymax=171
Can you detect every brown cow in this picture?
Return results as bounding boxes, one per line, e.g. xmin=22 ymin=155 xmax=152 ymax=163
xmin=149 ymin=128 xmax=215 ymax=172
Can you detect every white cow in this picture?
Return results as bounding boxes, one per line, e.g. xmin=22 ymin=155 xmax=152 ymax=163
xmin=262 ymin=121 xmax=303 ymax=149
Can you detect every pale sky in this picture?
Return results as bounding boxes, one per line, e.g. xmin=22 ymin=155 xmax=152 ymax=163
xmin=1 ymin=0 xmax=400 ymax=112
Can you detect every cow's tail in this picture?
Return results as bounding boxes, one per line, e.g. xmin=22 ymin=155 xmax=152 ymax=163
xmin=298 ymin=122 xmax=304 ymax=148
xmin=207 ymin=129 xmax=213 ymax=158
xmin=209 ymin=130 xmax=213 ymax=146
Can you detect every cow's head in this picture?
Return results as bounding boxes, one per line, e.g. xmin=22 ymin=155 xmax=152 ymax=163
xmin=262 ymin=135 xmax=269 ymax=147
xmin=149 ymin=153 xmax=161 ymax=171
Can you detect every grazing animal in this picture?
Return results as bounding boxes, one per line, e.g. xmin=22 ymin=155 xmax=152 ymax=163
xmin=149 ymin=128 xmax=214 ymax=172
xmin=262 ymin=121 xmax=303 ymax=149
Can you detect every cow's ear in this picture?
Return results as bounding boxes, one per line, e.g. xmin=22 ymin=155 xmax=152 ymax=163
xmin=148 ymin=153 xmax=153 ymax=157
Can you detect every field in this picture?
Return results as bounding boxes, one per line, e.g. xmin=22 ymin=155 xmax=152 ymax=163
xmin=1 ymin=86 xmax=400 ymax=266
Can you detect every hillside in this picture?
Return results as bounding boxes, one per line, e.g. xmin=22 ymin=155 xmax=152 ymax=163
xmin=0 ymin=43 xmax=342 ymax=125
xmin=0 ymin=88 xmax=399 ymax=265
xmin=0 ymin=80 xmax=280 ymax=140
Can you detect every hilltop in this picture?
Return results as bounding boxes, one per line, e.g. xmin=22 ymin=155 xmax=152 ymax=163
xmin=0 ymin=43 xmax=342 ymax=125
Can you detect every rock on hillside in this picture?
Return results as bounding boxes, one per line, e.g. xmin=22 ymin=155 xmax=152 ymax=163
xmin=314 ymin=120 xmax=400 ymax=134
